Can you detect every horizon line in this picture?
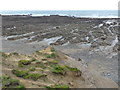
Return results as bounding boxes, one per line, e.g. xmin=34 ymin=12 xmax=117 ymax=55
xmin=0 ymin=10 xmax=118 ymax=11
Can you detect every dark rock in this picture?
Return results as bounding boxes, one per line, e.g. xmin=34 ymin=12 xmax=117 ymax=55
xmin=78 ymin=58 xmax=82 ymax=61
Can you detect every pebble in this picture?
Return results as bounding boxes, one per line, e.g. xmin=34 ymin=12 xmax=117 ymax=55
xmin=107 ymin=73 xmax=111 ymax=76
xmin=78 ymin=58 xmax=82 ymax=61
xmin=104 ymin=73 xmax=111 ymax=76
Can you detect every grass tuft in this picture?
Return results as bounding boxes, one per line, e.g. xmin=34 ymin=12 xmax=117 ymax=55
xmin=51 ymin=64 xmax=66 ymax=75
xmin=0 ymin=52 xmax=8 ymax=58
xmin=29 ymin=67 xmax=36 ymax=71
xmin=12 ymin=69 xmax=28 ymax=78
xmin=48 ymin=60 xmax=59 ymax=64
xmin=18 ymin=60 xmax=32 ymax=67
xmin=45 ymin=84 xmax=69 ymax=90
xmin=24 ymin=73 xmax=47 ymax=81
xmin=51 ymin=48 xmax=56 ymax=52
xmin=46 ymin=53 xmax=57 ymax=58
xmin=15 ymin=85 xmax=26 ymax=90
xmin=2 ymin=75 xmax=26 ymax=89
xmin=12 ymin=69 xmax=47 ymax=81
xmin=36 ymin=61 xmax=46 ymax=69
xmin=11 ymin=52 xmax=19 ymax=55
xmin=65 ymin=66 xmax=81 ymax=72
xmin=31 ymin=58 xmax=37 ymax=62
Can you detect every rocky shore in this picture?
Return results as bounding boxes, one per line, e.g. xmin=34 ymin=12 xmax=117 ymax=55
xmin=1 ymin=15 xmax=119 ymax=87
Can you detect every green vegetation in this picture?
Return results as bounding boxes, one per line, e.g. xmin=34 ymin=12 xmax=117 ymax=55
xmin=31 ymin=58 xmax=37 ymax=62
xmin=41 ymin=58 xmax=47 ymax=61
xmin=69 ymin=68 xmax=80 ymax=72
xmin=45 ymin=84 xmax=69 ymax=90
xmin=36 ymin=61 xmax=46 ymax=69
xmin=51 ymin=64 xmax=66 ymax=75
xmin=12 ymin=69 xmax=47 ymax=81
xmin=24 ymin=73 xmax=47 ymax=81
xmin=35 ymin=51 xmax=42 ymax=55
xmin=2 ymin=47 xmax=82 ymax=88
xmin=46 ymin=53 xmax=57 ymax=58
xmin=2 ymin=75 xmax=25 ymax=89
xmin=11 ymin=52 xmax=19 ymax=55
xmin=18 ymin=60 xmax=32 ymax=67
xmin=54 ymin=84 xmax=69 ymax=88
xmin=35 ymin=50 xmax=40 ymax=53
xmin=0 ymin=52 xmax=8 ymax=58
xmin=15 ymin=85 xmax=26 ymax=89
xmin=50 ymin=64 xmax=81 ymax=75
xmin=49 ymin=60 xmax=59 ymax=64
xmin=29 ymin=67 xmax=36 ymax=71
xmin=65 ymin=66 xmax=81 ymax=72
xmin=12 ymin=69 xmax=29 ymax=78
xmin=65 ymin=66 xmax=82 ymax=76
xmin=51 ymin=48 xmax=56 ymax=52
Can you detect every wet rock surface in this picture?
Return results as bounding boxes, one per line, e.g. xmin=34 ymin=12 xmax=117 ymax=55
xmin=2 ymin=15 xmax=118 ymax=45
xmin=1 ymin=15 xmax=119 ymax=85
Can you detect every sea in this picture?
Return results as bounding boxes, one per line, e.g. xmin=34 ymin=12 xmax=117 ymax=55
xmin=0 ymin=10 xmax=118 ymax=18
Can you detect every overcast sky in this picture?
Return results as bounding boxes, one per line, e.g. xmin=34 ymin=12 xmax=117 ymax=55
xmin=0 ymin=0 xmax=119 ymax=10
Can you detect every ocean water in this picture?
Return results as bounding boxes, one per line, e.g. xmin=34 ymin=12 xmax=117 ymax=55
xmin=0 ymin=10 xmax=118 ymax=18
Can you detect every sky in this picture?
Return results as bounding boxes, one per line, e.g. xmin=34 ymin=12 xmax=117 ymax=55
xmin=0 ymin=0 xmax=119 ymax=10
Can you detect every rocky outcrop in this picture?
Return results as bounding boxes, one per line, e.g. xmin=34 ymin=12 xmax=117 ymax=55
xmin=1 ymin=47 xmax=118 ymax=88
